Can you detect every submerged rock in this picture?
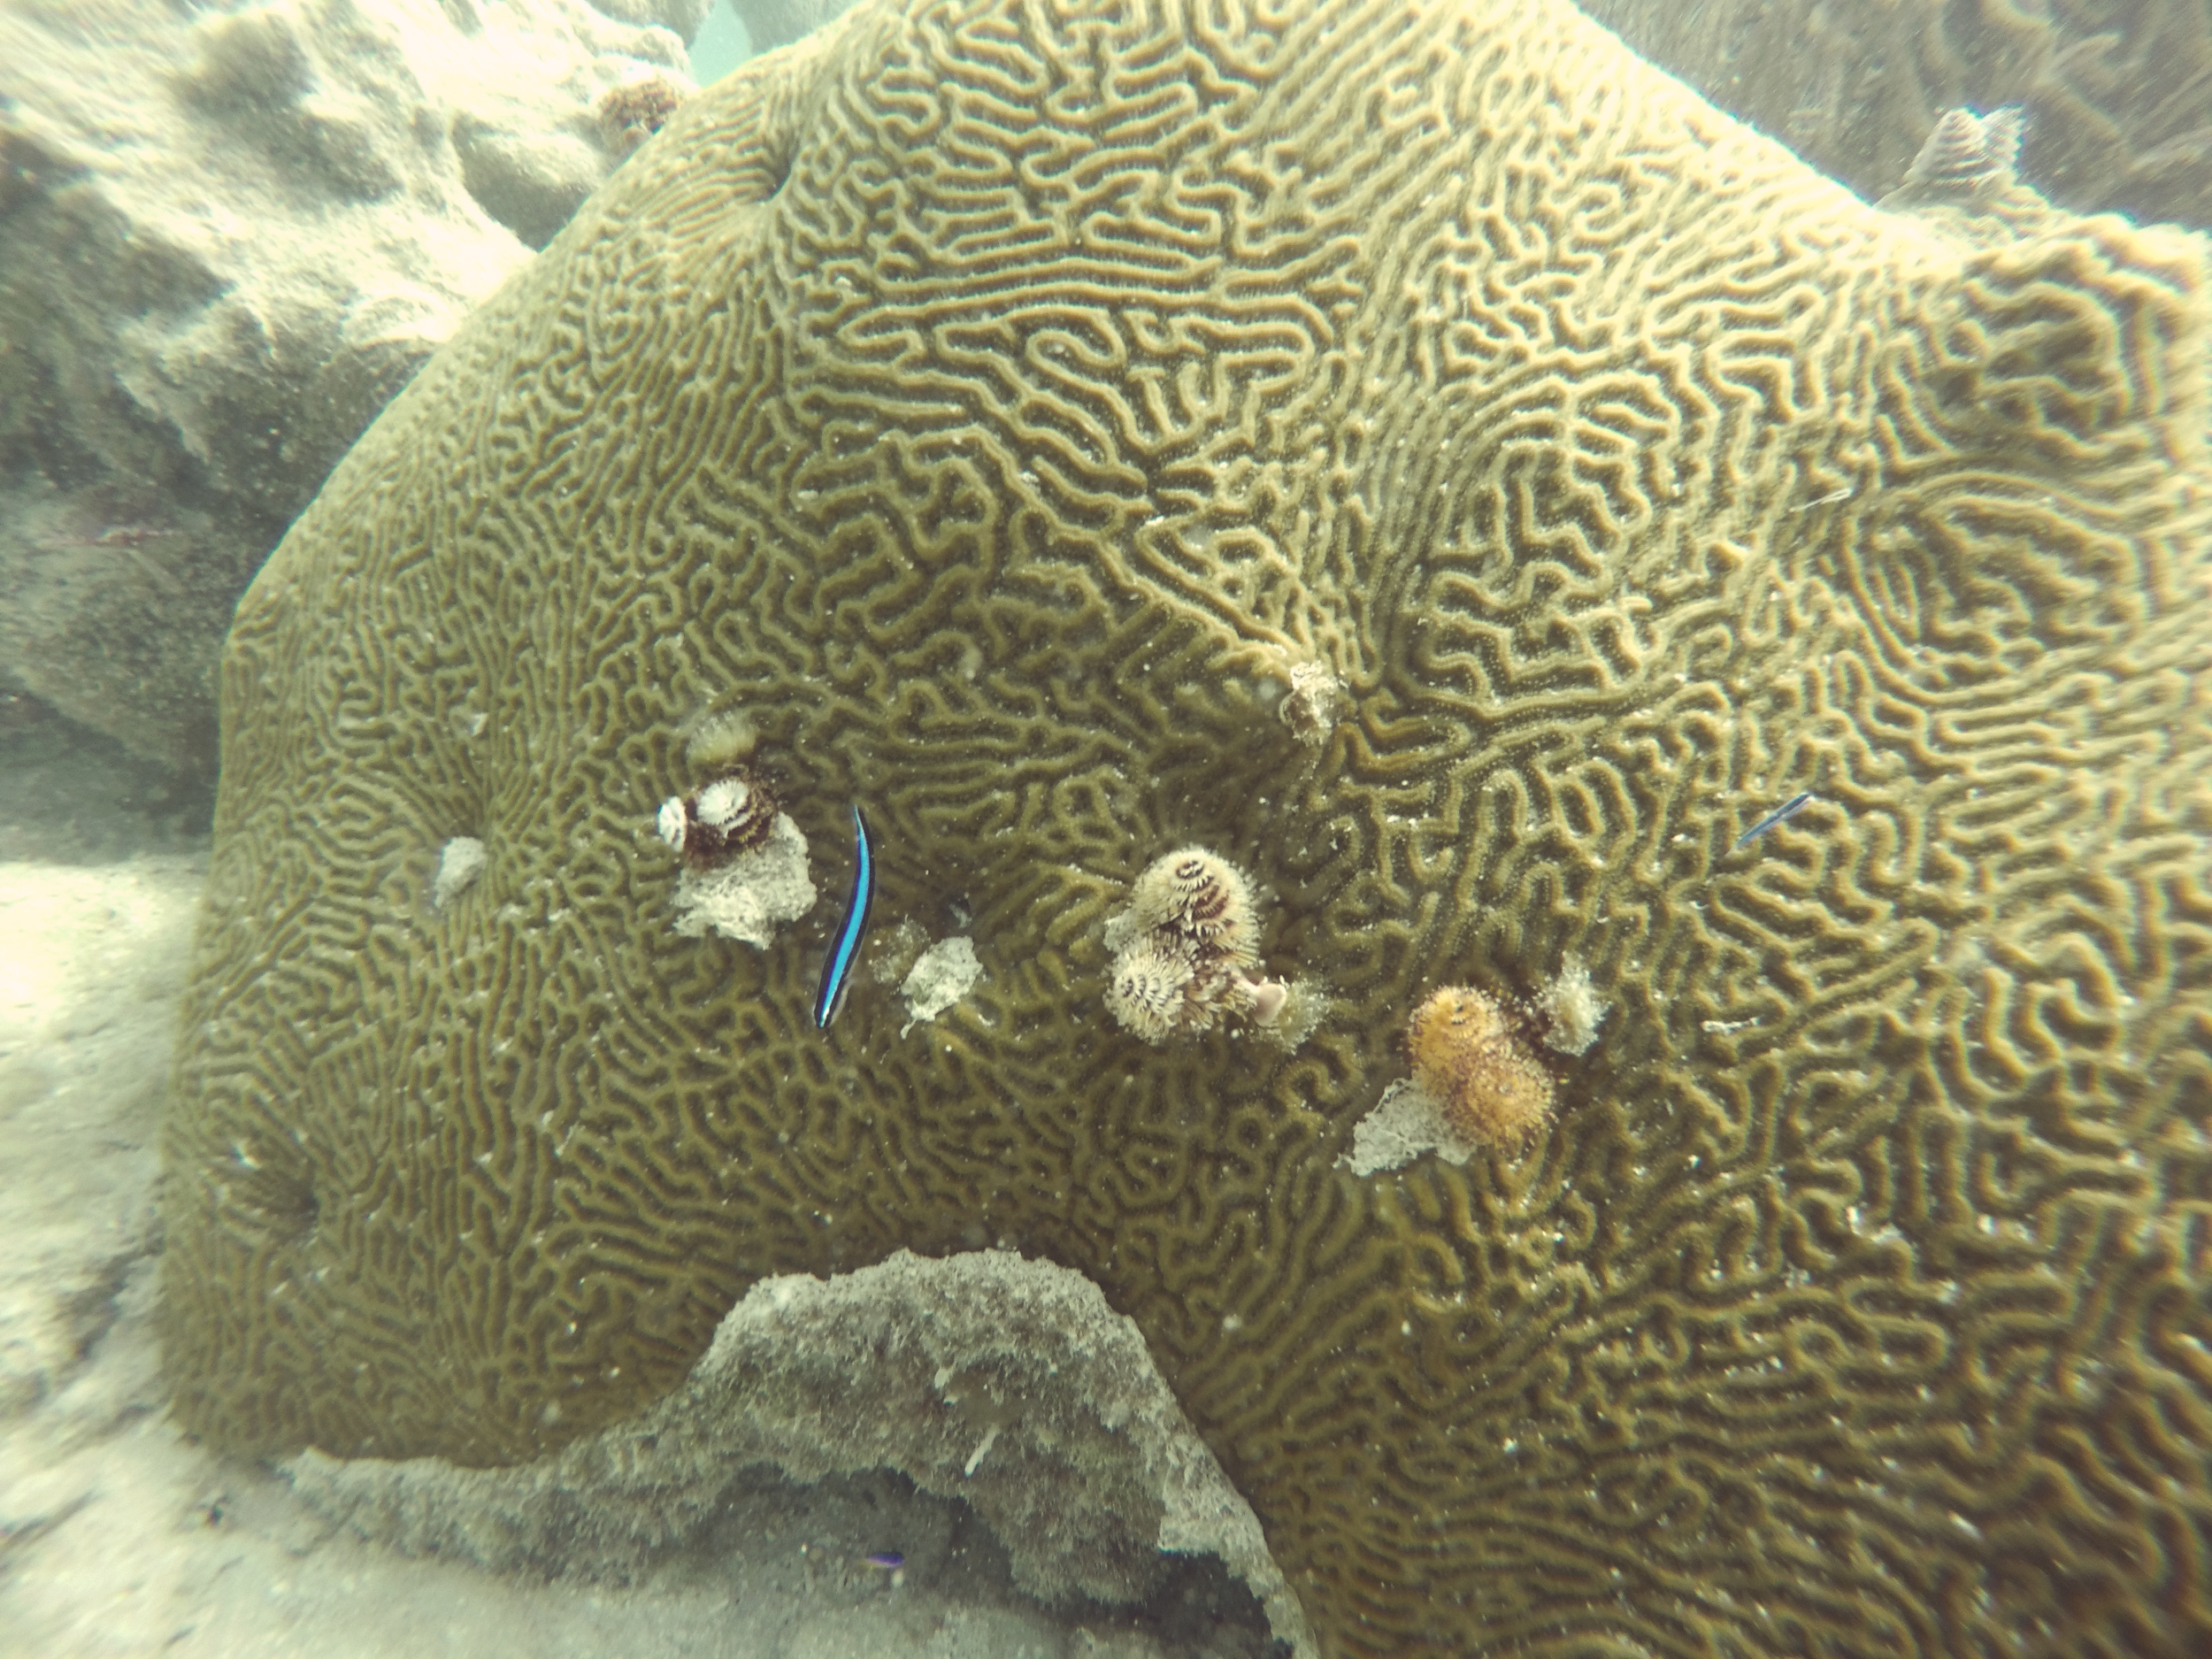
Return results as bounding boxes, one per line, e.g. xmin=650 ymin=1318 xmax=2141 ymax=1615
xmin=0 ymin=0 xmax=705 ymax=779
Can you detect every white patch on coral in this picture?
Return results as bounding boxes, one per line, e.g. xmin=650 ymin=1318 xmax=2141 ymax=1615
xmin=1338 ymin=1079 xmax=1478 ymax=1177
xmin=1278 ymin=661 xmax=1346 ymax=747
xmin=668 ymin=813 xmax=815 ymax=947
xmin=431 ymin=837 xmax=487 ymax=909
xmin=900 ymin=936 xmax=983 ymax=1037
xmin=1537 ymin=953 xmax=1609 ymax=1056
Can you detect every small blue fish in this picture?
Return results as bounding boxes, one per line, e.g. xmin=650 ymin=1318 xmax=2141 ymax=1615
xmin=814 ymin=804 xmax=875 ymax=1028
xmin=864 ymin=1552 xmax=904 ymax=1571
xmin=1732 ymin=791 xmax=1816 ymax=850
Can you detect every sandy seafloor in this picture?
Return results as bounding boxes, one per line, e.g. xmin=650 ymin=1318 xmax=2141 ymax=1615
xmin=0 ymin=746 xmax=1272 ymax=1658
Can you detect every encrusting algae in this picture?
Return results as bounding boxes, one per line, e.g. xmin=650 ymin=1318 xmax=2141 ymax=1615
xmin=1406 ymin=986 xmax=1559 ymax=1152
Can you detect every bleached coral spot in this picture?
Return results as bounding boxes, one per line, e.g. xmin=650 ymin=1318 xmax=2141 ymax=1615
xmin=668 ymin=813 xmax=815 ymax=947
xmin=900 ymin=936 xmax=983 ymax=1036
xmin=1339 ymin=1080 xmax=1476 ymax=1177
xmin=1536 ymin=954 xmax=1609 ymax=1056
xmin=431 ymin=837 xmax=487 ymax=909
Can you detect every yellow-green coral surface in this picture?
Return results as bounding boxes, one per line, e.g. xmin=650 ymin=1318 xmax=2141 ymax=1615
xmin=162 ymin=0 xmax=2212 ymax=1652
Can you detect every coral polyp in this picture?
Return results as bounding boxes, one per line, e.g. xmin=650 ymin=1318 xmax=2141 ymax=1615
xmin=1405 ymin=986 xmax=1559 ymax=1152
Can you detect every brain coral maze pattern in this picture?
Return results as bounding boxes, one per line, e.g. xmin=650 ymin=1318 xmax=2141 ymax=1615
xmin=160 ymin=1 xmax=2212 ymax=1655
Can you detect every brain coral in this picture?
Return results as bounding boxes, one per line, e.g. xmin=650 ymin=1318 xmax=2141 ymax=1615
xmin=161 ymin=0 xmax=2212 ymax=1654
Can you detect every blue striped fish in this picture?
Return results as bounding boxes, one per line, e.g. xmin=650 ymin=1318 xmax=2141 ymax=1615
xmin=815 ymin=804 xmax=874 ymax=1028
xmin=1732 ymin=791 xmax=1815 ymax=850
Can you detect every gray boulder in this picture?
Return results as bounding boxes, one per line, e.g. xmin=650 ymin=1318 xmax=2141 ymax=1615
xmin=0 ymin=0 xmax=707 ymax=779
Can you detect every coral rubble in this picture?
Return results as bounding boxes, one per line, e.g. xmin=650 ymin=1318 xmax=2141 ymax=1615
xmin=285 ymin=1249 xmax=1310 ymax=1651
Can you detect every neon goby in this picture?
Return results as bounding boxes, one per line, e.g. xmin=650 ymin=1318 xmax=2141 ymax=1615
xmin=815 ymin=804 xmax=874 ymax=1028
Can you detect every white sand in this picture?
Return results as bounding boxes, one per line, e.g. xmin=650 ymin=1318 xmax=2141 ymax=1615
xmin=0 ymin=857 xmax=1263 ymax=1658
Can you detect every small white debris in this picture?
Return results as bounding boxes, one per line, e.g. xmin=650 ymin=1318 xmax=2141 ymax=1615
xmin=669 ymin=813 xmax=816 ymax=947
xmin=1790 ymin=486 xmax=1853 ymax=513
xmin=964 ymin=1423 xmax=1000 ymax=1478
xmin=431 ymin=837 xmax=488 ymax=909
xmin=1278 ymin=660 xmax=1347 ymax=747
xmin=900 ymin=936 xmax=983 ymax=1036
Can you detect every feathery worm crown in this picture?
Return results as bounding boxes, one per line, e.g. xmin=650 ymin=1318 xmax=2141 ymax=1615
xmin=1406 ymin=986 xmax=1559 ymax=1153
xmin=1105 ymin=849 xmax=1265 ymax=1044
